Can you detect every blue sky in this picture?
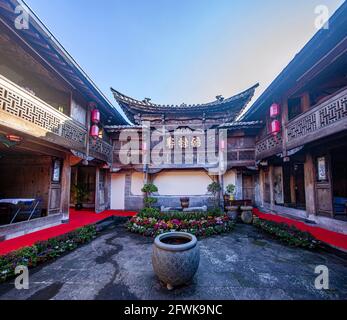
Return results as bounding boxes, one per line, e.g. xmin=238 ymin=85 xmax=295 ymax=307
xmin=25 ymin=0 xmax=344 ymax=120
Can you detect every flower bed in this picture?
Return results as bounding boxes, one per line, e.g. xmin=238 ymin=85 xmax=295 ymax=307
xmin=0 ymin=225 xmax=97 ymax=283
xmin=253 ymin=216 xmax=320 ymax=249
xmin=127 ymin=211 xmax=235 ymax=238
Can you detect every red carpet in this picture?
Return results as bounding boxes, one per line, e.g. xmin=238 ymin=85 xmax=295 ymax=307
xmin=0 ymin=209 xmax=136 ymax=256
xmin=253 ymin=208 xmax=347 ymax=251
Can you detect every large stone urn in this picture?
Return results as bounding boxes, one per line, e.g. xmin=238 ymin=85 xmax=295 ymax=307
xmin=152 ymin=232 xmax=200 ymax=290
xmin=240 ymin=206 xmax=254 ymax=224
xmin=225 ymin=205 xmax=239 ymax=221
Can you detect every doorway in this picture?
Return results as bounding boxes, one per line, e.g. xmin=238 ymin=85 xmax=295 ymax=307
xmin=331 ymin=146 xmax=347 ymax=220
xmin=242 ymin=174 xmax=255 ymax=202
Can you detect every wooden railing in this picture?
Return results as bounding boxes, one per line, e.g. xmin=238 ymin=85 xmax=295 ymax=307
xmin=0 ymin=75 xmax=87 ymax=151
xmin=89 ymin=138 xmax=113 ymax=163
xmin=286 ymin=88 xmax=347 ymax=149
xmin=255 ymin=88 xmax=347 ymax=160
xmin=255 ymin=133 xmax=283 ymax=160
xmin=0 ymin=75 xmax=114 ymax=162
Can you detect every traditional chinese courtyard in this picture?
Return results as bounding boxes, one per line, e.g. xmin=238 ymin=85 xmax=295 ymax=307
xmin=0 ymin=220 xmax=346 ymax=300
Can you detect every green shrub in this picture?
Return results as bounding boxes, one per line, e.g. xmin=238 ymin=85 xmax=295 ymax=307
xmin=137 ymin=210 xmax=225 ymax=221
xmin=144 ymin=197 xmax=157 ymax=207
xmin=225 ymin=184 xmax=236 ymax=195
xmin=207 ymin=182 xmax=222 ymax=208
xmin=0 ymin=225 xmax=97 ymax=283
xmin=142 ymin=183 xmax=158 ymax=209
xmin=141 ymin=183 xmax=158 ymax=194
xmin=253 ymin=217 xmax=319 ymax=249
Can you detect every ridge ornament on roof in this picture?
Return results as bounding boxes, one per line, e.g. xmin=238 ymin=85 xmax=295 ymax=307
xmin=111 ymin=84 xmax=259 ymax=125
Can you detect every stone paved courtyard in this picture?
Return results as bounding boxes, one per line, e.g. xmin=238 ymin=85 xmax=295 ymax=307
xmin=0 ymin=222 xmax=346 ymax=300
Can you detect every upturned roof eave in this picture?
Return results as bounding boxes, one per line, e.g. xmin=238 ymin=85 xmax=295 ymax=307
xmin=111 ymin=83 xmax=259 ymax=122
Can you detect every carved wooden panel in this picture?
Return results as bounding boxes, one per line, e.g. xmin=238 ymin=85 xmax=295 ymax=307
xmin=287 ymin=89 xmax=347 ymax=147
xmin=255 ymin=133 xmax=282 ymax=159
xmin=89 ymin=138 xmax=113 ymax=163
xmin=0 ymin=76 xmax=87 ymax=150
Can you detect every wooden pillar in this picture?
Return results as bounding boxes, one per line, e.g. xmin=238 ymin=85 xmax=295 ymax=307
xmin=301 ymin=92 xmax=311 ymax=113
xmin=281 ymin=99 xmax=289 ymax=157
xmin=219 ymin=172 xmax=224 ymax=208
xmin=290 ymin=167 xmax=296 ymax=204
xmin=104 ymin=170 xmax=111 ymax=211
xmin=95 ymin=167 xmax=100 ymax=213
xmin=269 ymin=165 xmax=275 ymax=210
xmin=60 ymin=154 xmax=71 ymax=222
xmin=304 ymin=152 xmax=316 ymax=217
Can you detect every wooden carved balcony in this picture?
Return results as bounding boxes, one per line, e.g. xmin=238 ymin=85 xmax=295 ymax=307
xmin=89 ymin=138 xmax=113 ymax=163
xmin=255 ymin=133 xmax=283 ymax=161
xmin=0 ymin=75 xmax=87 ymax=152
xmin=286 ymin=88 xmax=347 ymax=150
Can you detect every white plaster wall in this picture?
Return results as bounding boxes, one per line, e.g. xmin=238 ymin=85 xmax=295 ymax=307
xmin=111 ymin=173 xmax=126 ymax=210
xmin=131 ymin=172 xmax=144 ymax=195
xmin=153 ymin=170 xmax=213 ymax=196
xmin=224 ymin=170 xmax=237 ymax=191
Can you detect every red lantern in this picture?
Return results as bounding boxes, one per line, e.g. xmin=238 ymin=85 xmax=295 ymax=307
xmin=90 ymin=124 xmax=99 ymax=138
xmin=270 ymin=103 xmax=281 ymax=118
xmin=91 ymin=108 xmax=100 ymax=124
xmin=270 ymin=120 xmax=281 ymax=135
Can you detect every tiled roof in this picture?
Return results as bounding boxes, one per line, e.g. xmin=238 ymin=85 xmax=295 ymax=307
xmin=111 ymin=84 xmax=259 ymax=124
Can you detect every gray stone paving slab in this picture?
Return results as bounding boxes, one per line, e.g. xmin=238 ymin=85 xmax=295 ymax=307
xmin=0 ymin=223 xmax=346 ymax=300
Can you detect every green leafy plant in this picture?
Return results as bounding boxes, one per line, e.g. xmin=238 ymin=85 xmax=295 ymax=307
xmin=137 ymin=209 xmax=225 ymax=221
xmin=142 ymin=183 xmax=158 ymax=209
xmin=71 ymin=183 xmax=89 ymax=205
xmin=207 ymin=181 xmax=222 ymax=209
xmin=253 ymin=217 xmax=320 ymax=249
xmin=0 ymin=225 xmax=97 ymax=283
xmin=225 ymin=184 xmax=236 ymax=195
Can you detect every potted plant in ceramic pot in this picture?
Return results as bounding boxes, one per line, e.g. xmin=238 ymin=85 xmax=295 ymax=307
xmin=225 ymin=184 xmax=238 ymax=220
xmin=72 ymin=183 xmax=89 ymax=211
xmin=225 ymin=184 xmax=236 ymax=201
xmin=142 ymin=183 xmax=158 ymax=209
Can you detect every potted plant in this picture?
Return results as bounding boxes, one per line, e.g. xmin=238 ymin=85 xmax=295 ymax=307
xmin=225 ymin=184 xmax=236 ymax=201
xmin=72 ymin=183 xmax=89 ymax=210
xmin=207 ymin=181 xmax=222 ymax=209
xmin=142 ymin=183 xmax=158 ymax=209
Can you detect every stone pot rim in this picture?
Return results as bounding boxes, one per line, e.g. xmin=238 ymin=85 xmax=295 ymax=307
xmin=154 ymin=232 xmax=197 ymax=252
